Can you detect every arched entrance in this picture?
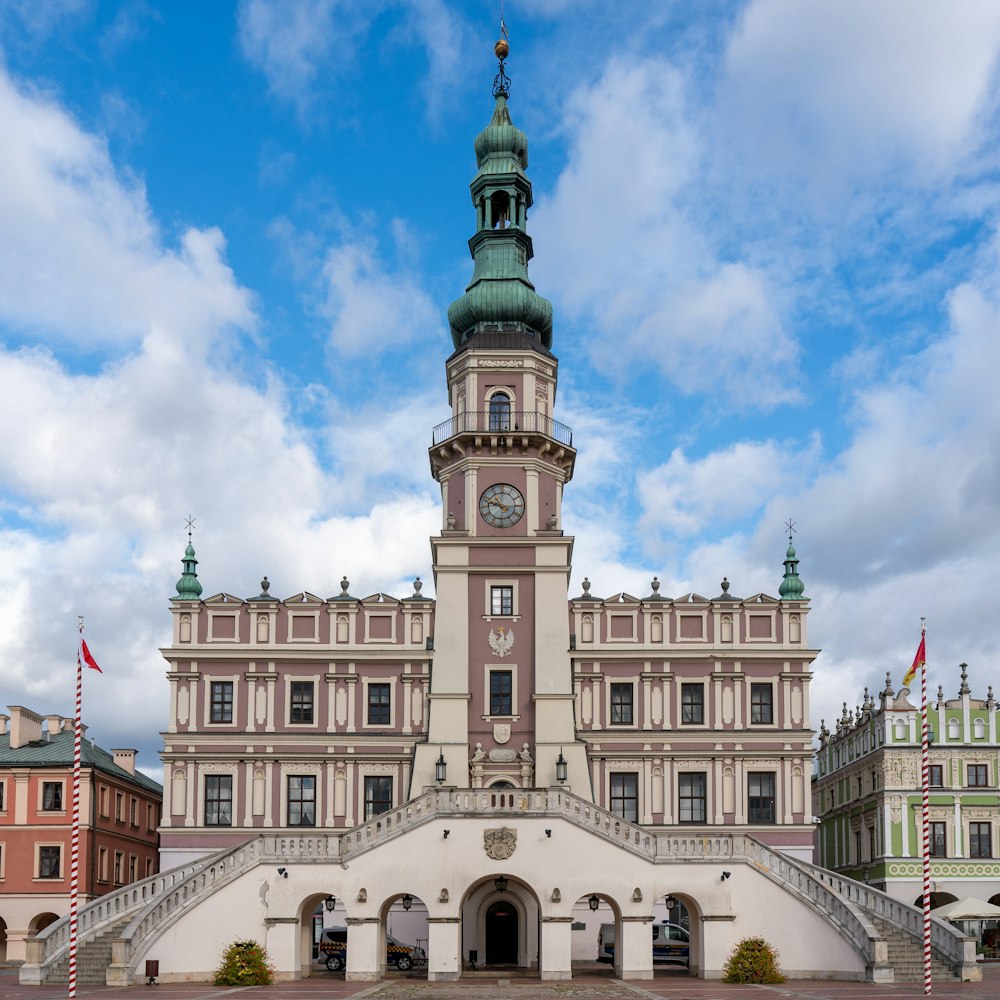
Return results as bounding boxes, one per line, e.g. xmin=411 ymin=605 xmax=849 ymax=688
xmin=485 ymin=900 xmax=518 ymax=965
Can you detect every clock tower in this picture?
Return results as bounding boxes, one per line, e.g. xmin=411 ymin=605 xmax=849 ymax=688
xmin=412 ymin=44 xmax=589 ymax=794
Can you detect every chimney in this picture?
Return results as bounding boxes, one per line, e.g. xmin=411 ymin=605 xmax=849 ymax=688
xmin=44 ymin=715 xmax=64 ymax=740
xmin=8 ymin=706 xmax=43 ymax=749
xmin=112 ymin=749 xmax=137 ymax=775
xmin=0 ymin=713 xmax=8 ymax=736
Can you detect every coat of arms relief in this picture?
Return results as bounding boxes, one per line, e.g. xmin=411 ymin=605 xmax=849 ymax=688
xmin=483 ymin=827 xmax=517 ymax=860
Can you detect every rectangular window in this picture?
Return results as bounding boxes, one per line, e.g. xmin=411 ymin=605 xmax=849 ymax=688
xmin=41 ymin=782 xmax=63 ymax=811
xmin=747 ymin=773 xmax=776 ymax=823
xmin=364 ymin=776 xmax=393 ymax=819
xmin=609 ymin=773 xmax=638 ymax=822
xmin=147 ymin=803 xmax=155 ymax=831
xmin=129 ymin=855 xmax=137 ymax=883
xmin=968 ymin=764 xmax=989 ymax=787
xmin=490 ymin=670 xmax=513 ymax=716
xmin=98 ymin=846 xmax=108 ymax=882
xmin=114 ymin=851 xmax=124 ymax=884
xmin=145 ymin=857 xmax=154 ymax=878
xmin=750 ymin=684 xmax=773 ymax=724
xmin=929 ymin=765 xmax=943 ymax=787
xmin=0 ymin=781 xmax=5 ymax=810
xmin=130 ymin=797 xmax=138 ymax=826
xmin=681 ymin=684 xmax=704 ymax=724
xmin=205 ymin=775 xmax=233 ymax=826
xmin=856 ymin=775 xmax=863 ymax=798
xmin=929 ymin=822 xmax=947 ymax=857
xmin=610 ymin=683 xmax=634 ymax=725
xmin=99 ymin=785 xmax=109 ymax=818
xmin=290 ymin=682 xmax=314 ymax=724
xmin=367 ymin=683 xmax=391 ymax=725
xmin=854 ymin=830 xmax=862 ymax=864
xmin=490 ymin=585 xmax=514 ymax=616
xmin=39 ymin=845 xmax=61 ymax=878
xmin=115 ymin=791 xmax=124 ymax=822
xmin=869 ymin=826 xmax=877 ymax=861
xmin=678 ymin=773 xmax=706 ymax=823
xmin=970 ymin=822 xmax=992 ymax=858
xmin=287 ymin=775 xmax=316 ymax=827
xmin=210 ymin=681 xmax=234 ymax=723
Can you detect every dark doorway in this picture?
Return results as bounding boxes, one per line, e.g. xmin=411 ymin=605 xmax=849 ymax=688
xmin=485 ymin=900 xmax=518 ymax=966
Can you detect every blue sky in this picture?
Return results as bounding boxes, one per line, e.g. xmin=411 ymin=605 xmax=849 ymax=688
xmin=2 ymin=0 xmax=1000 ymax=778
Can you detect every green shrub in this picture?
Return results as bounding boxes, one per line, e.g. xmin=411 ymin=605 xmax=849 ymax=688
xmin=213 ymin=939 xmax=275 ymax=986
xmin=722 ymin=936 xmax=785 ymax=984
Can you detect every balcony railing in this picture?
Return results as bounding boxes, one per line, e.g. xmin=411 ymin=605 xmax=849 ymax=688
xmin=432 ymin=410 xmax=573 ymax=447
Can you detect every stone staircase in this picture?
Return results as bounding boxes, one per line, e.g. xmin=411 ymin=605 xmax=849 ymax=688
xmin=45 ymin=915 xmax=133 ymax=985
xmin=869 ymin=916 xmax=959 ymax=982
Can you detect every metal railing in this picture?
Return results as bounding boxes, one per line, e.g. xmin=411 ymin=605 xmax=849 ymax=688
xmin=431 ymin=410 xmax=573 ymax=446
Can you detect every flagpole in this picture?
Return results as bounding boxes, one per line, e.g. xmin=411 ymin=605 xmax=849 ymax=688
xmin=919 ymin=618 xmax=931 ymax=995
xmin=69 ymin=617 xmax=84 ymax=1000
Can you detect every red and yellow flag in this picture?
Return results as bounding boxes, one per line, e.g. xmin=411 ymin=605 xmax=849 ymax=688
xmin=902 ymin=633 xmax=925 ymax=687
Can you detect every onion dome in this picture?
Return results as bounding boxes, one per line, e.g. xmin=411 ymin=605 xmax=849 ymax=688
xmin=778 ymin=542 xmax=806 ymax=600
xmin=174 ymin=541 xmax=203 ymax=601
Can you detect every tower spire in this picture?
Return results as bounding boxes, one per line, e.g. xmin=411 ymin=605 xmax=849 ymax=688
xmin=447 ymin=34 xmax=553 ymax=350
xmin=174 ymin=516 xmax=203 ymax=601
xmin=778 ymin=520 xmax=806 ymax=601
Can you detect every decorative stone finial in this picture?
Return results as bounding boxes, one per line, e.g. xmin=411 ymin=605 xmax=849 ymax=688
xmin=936 ymin=684 xmax=944 ymax=708
xmin=547 ymin=512 xmax=558 ymax=529
xmin=882 ymin=671 xmax=894 ymax=700
xmin=447 ymin=511 xmax=456 ymax=529
xmin=412 ymin=577 xmax=423 ymax=597
xmin=260 ymin=576 xmax=270 ymax=596
xmin=340 ymin=576 xmax=350 ymax=596
xmin=651 ymin=576 xmax=660 ymax=594
xmin=987 ymin=685 xmax=996 ymax=709
xmin=581 ymin=577 xmax=591 ymax=595
xmin=959 ymin=662 xmax=970 ymax=696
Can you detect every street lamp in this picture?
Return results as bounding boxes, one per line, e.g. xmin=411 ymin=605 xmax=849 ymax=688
xmin=435 ymin=749 xmax=447 ymax=785
xmin=324 ymin=895 xmax=336 ymax=911
xmin=588 ymin=894 xmax=601 ymax=912
xmin=401 ymin=894 xmax=413 ymax=911
xmin=664 ymin=894 xmax=677 ymax=911
xmin=494 ymin=875 xmax=508 ymax=894
xmin=555 ymin=749 xmax=567 ymax=784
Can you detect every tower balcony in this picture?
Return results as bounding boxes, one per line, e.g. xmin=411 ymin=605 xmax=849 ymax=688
xmin=432 ymin=410 xmax=573 ymax=447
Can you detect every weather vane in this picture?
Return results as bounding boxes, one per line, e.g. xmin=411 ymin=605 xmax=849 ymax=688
xmin=492 ymin=6 xmax=510 ymax=98
xmin=785 ymin=518 xmax=797 ymax=543
xmin=185 ymin=514 xmax=197 ymax=541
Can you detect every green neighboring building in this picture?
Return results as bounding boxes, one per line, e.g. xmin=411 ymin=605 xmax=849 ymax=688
xmin=813 ymin=663 xmax=1000 ymax=907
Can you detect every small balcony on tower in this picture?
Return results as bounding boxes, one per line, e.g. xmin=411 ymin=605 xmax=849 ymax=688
xmin=432 ymin=409 xmax=573 ymax=447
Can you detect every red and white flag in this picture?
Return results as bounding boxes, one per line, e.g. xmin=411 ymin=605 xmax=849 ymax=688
xmin=78 ymin=637 xmax=102 ymax=673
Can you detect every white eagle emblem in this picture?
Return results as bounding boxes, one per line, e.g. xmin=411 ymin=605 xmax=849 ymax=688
xmin=488 ymin=626 xmax=515 ymax=657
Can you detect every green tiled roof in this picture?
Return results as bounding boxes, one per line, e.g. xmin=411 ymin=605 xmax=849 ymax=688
xmin=0 ymin=729 xmax=162 ymax=795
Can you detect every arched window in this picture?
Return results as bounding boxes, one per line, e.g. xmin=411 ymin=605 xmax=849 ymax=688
xmin=489 ymin=392 xmax=511 ymax=431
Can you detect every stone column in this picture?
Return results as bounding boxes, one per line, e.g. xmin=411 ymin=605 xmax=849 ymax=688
xmin=265 ymin=916 xmax=302 ymax=980
xmin=427 ymin=917 xmax=462 ymax=981
xmin=345 ymin=917 xmax=381 ymax=982
xmin=539 ymin=916 xmax=573 ymax=980
xmin=618 ymin=915 xmax=654 ymax=980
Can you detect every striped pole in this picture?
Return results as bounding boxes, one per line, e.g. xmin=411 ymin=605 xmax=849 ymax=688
xmin=919 ymin=619 xmax=931 ymax=995
xmin=69 ymin=617 xmax=84 ymax=999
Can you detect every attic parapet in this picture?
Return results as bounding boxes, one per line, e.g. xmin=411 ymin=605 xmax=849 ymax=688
xmin=166 ymin=590 xmax=435 ymax=650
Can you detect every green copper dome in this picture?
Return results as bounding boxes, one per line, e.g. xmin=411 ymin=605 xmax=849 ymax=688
xmin=174 ymin=540 xmax=203 ymax=601
xmin=448 ymin=90 xmax=553 ymax=350
xmin=778 ymin=542 xmax=806 ymax=601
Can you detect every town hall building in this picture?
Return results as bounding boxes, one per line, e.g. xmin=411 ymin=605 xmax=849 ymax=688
xmin=19 ymin=41 xmax=979 ymax=988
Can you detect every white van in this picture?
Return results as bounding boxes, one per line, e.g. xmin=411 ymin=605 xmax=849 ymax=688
xmin=597 ymin=922 xmax=689 ymax=966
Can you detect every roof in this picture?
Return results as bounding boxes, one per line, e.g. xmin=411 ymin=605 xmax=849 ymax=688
xmin=0 ymin=729 xmax=162 ymax=795
xmin=448 ymin=327 xmax=556 ymax=361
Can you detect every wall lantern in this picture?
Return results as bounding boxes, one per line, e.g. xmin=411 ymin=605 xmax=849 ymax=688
xmin=401 ymin=894 xmax=413 ymax=911
xmin=664 ymin=894 xmax=677 ymax=910
xmin=435 ymin=749 xmax=447 ymax=785
xmin=555 ymin=749 xmax=568 ymax=784
xmin=494 ymin=875 xmax=509 ymax=894
xmin=324 ymin=895 xmax=337 ymax=912
xmin=588 ymin=894 xmax=601 ymax=911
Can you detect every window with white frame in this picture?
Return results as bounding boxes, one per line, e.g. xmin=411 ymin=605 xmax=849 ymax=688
xmin=610 ymin=683 xmax=634 ymax=725
xmin=678 ymin=773 xmax=706 ymax=823
xmin=367 ymin=682 xmax=392 ymax=725
xmin=747 ymin=772 xmax=776 ymax=823
xmin=39 ymin=845 xmax=61 ymax=878
xmin=681 ymin=684 xmax=704 ymax=724
xmin=750 ymin=683 xmax=774 ymax=724
xmin=210 ymin=681 xmax=234 ymax=723
xmin=287 ymin=775 xmax=316 ymax=826
xmin=205 ymin=775 xmax=233 ymax=826
xmin=290 ymin=681 xmax=314 ymax=724
xmin=491 ymin=585 xmax=514 ymax=616
xmin=364 ymin=775 xmax=393 ymax=818
xmin=610 ymin=773 xmax=638 ymax=821
xmin=41 ymin=781 xmax=63 ymax=811
xmin=490 ymin=670 xmax=513 ymax=716
xmin=970 ymin=822 xmax=992 ymax=858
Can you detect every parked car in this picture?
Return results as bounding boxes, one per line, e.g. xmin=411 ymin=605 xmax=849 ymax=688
xmin=597 ymin=921 xmax=689 ymax=966
xmin=318 ymin=927 xmax=425 ymax=972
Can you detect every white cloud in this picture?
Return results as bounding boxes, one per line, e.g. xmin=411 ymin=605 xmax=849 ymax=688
xmin=721 ymin=0 xmax=1000 ymax=185
xmin=319 ymin=229 xmax=440 ymax=356
xmin=638 ymin=437 xmax=820 ymax=539
xmin=0 ymin=69 xmax=254 ymax=350
xmin=532 ymin=57 xmax=800 ymax=409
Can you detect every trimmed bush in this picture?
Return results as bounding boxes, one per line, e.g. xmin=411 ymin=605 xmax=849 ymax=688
xmin=214 ymin=939 xmax=275 ymax=986
xmin=722 ymin=936 xmax=785 ymax=984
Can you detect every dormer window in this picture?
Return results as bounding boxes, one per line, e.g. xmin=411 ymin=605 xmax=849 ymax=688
xmin=489 ymin=392 xmax=511 ymax=431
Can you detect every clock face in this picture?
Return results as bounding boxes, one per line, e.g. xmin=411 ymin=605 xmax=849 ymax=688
xmin=479 ymin=483 xmax=525 ymax=528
